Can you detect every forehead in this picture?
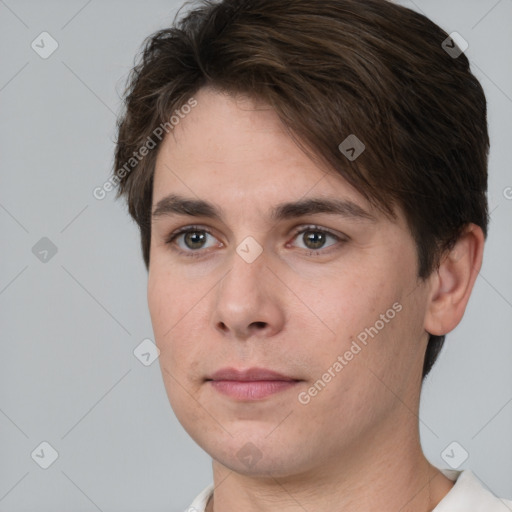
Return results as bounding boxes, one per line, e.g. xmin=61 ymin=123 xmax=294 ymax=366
xmin=154 ymin=87 xmax=326 ymax=187
xmin=152 ymin=87 xmax=398 ymax=226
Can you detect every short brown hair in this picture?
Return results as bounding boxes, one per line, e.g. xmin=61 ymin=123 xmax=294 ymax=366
xmin=113 ymin=0 xmax=489 ymax=379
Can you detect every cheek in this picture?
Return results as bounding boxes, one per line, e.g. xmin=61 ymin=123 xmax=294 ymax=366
xmin=148 ymin=269 xmax=211 ymax=374
xmin=147 ymin=273 xmax=173 ymax=341
xmin=148 ymin=267 xmax=195 ymax=337
xmin=148 ymin=273 xmax=207 ymax=424
xmin=295 ymin=266 xmax=396 ymax=341
xmin=148 ymin=272 xmax=189 ymax=364
xmin=295 ymin=259 xmax=415 ymax=377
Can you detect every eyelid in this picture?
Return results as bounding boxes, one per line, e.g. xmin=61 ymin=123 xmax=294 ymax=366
xmin=165 ymin=224 xmax=215 ymax=243
xmin=286 ymin=224 xmax=347 ymax=254
xmin=165 ymin=224 xmax=221 ymax=253
xmin=288 ymin=224 xmax=347 ymax=242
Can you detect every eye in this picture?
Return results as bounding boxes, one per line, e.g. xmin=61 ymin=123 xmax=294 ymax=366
xmin=165 ymin=226 xmax=221 ymax=256
xmin=165 ymin=224 xmax=346 ymax=258
xmin=289 ymin=225 xmax=345 ymax=253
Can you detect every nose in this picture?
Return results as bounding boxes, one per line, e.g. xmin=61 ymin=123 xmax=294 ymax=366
xmin=212 ymin=245 xmax=286 ymax=341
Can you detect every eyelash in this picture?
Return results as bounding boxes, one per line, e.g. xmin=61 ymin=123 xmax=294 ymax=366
xmin=165 ymin=224 xmax=347 ymax=259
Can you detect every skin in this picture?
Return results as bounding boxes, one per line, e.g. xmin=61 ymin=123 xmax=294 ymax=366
xmin=147 ymin=87 xmax=484 ymax=512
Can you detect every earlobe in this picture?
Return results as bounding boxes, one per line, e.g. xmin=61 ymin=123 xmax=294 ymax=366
xmin=424 ymin=224 xmax=485 ymax=336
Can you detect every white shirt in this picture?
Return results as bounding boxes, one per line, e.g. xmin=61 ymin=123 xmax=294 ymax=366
xmin=184 ymin=468 xmax=512 ymax=512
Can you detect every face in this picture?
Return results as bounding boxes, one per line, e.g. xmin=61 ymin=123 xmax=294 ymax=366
xmin=148 ymin=87 xmax=432 ymax=477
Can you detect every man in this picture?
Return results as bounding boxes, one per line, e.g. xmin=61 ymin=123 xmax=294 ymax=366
xmin=113 ymin=0 xmax=512 ymax=510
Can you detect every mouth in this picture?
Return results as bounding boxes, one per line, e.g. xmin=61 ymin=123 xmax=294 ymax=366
xmin=206 ymin=367 xmax=302 ymax=401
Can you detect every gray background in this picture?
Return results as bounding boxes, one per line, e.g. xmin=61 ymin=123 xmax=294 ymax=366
xmin=0 ymin=0 xmax=511 ymax=510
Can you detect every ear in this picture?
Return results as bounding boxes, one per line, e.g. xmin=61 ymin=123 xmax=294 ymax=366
xmin=424 ymin=223 xmax=485 ymax=336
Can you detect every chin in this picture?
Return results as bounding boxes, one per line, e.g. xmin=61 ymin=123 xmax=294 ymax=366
xmin=199 ymin=432 xmax=314 ymax=479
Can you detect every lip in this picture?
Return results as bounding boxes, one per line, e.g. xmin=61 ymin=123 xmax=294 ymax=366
xmin=207 ymin=367 xmax=301 ymax=400
xmin=208 ymin=367 xmax=297 ymax=382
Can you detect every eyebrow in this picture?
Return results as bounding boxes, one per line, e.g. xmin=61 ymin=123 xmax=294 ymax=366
xmin=151 ymin=193 xmax=377 ymax=223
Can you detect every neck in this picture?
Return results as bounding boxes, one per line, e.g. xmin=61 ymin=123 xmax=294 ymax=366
xmin=205 ymin=414 xmax=455 ymax=512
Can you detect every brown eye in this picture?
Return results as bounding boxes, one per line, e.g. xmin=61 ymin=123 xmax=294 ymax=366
xmin=182 ymin=231 xmax=208 ymax=250
xmin=290 ymin=226 xmax=342 ymax=252
xmin=166 ymin=226 xmax=220 ymax=256
xmin=302 ymin=230 xmax=328 ymax=250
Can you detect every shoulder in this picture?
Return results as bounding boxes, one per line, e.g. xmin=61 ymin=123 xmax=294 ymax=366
xmin=183 ymin=483 xmax=214 ymax=512
xmin=435 ymin=469 xmax=512 ymax=512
